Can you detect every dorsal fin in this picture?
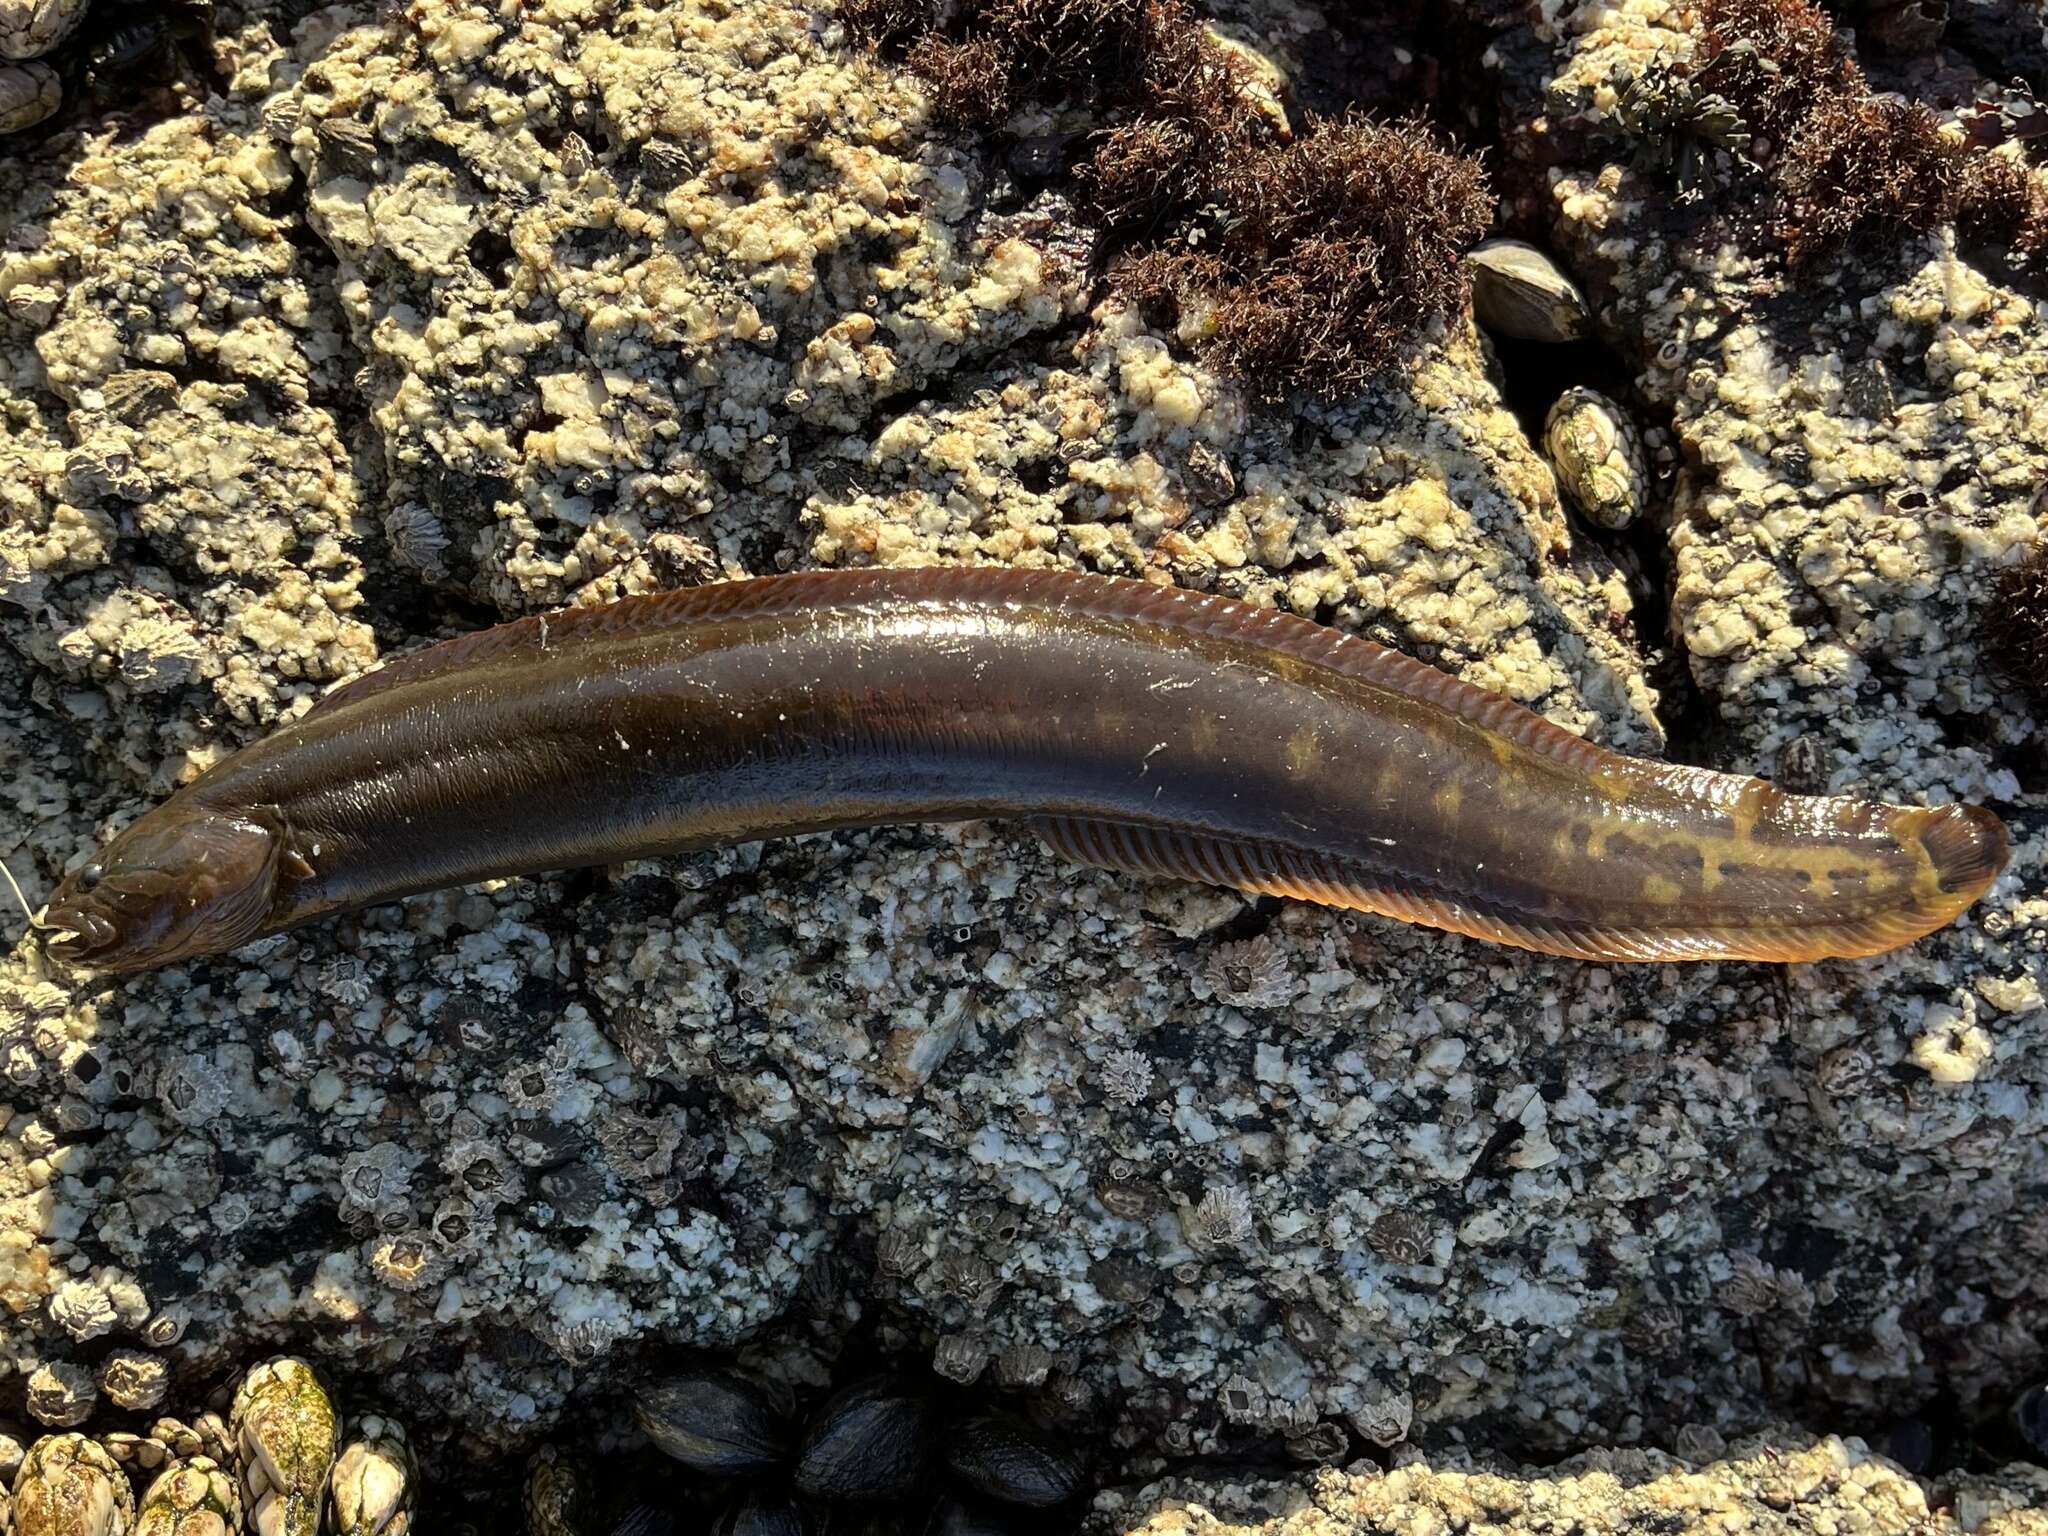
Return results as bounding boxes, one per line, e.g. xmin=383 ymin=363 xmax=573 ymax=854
xmin=305 ymin=567 xmax=1634 ymax=787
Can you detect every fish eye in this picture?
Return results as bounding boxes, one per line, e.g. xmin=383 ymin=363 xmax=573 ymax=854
xmin=75 ymin=862 xmax=103 ymax=893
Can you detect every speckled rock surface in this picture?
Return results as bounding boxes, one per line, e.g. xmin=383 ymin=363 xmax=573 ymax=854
xmin=1094 ymin=1434 xmax=2048 ymax=1535
xmin=0 ymin=0 xmax=2043 ymax=1512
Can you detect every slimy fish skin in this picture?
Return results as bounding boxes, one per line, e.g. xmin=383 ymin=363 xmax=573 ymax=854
xmin=37 ymin=568 xmax=2009 ymax=973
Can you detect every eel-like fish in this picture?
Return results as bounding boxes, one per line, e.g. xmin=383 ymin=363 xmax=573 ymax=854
xmin=36 ymin=568 xmax=2007 ymax=972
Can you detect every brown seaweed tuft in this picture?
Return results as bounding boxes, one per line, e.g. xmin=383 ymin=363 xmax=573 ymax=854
xmin=1956 ymin=153 xmax=2048 ymax=265
xmin=1777 ymin=96 xmax=1962 ymax=269
xmin=838 ymin=0 xmax=1489 ymax=402
xmin=1113 ymin=117 xmax=1490 ymax=401
xmin=1695 ymin=0 xmax=1857 ymax=141
xmin=1983 ymin=545 xmax=2048 ymax=706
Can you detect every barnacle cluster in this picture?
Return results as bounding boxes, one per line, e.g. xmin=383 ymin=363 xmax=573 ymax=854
xmin=0 ymin=1355 xmax=412 ymax=1536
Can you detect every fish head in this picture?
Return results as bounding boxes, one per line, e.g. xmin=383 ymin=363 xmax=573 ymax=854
xmin=41 ymin=803 xmax=291 ymax=972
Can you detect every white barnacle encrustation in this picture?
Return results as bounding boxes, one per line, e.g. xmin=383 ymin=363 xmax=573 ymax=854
xmin=98 ymin=1349 xmax=171 ymax=1414
xmin=1543 ymin=386 xmax=1649 ymax=531
xmin=337 ymin=1143 xmax=415 ymax=1215
xmin=1198 ymin=934 xmax=1298 ymax=1010
xmin=230 ymin=1357 xmax=337 ymax=1536
xmin=1187 ymin=1184 xmax=1257 ymax=1249
xmin=1096 ymin=1046 xmax=1154 ymax=1108
xmin=329 ymin=1417 xmax=415 ymax=1536
xmin=12 ymin=1432 xmax=134 ymax=1535
xmin=25 ymin=1360 xmax=97 ymax=1428
xmin=366 ymin=1232 xmax=440 ymax=1294
xmin=135 ymin=1454 xmax=242 ymax=1535
xmin=47 ymin=1278 xmax=116 ymax=1343
xmin=156 ymin=1060 xmax=230 ymax=1128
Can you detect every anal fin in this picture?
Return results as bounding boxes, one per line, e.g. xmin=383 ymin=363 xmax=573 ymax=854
xmin=1021 ymin=815 xmax=1785 ymax=963
xmin=1026 ymin=815 xmax=1387 ymax=915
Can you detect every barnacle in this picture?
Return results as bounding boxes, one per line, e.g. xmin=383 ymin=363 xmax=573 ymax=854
xmin=1367 ymin=1208 xmax=1434 ymax=1266
xmin=441 ymin=1138 xmax=518 ymax=1204
xmin=337 ymin=1143 xmax=416 ymax=1213
xmin=595 ymin=1104 xmax=689 ymax=1192
xmin=426 ymin=1196 xmax=490 ymax=1260
xmin=325 ymin=1417 xmax=409 ymax=1536
xmin=1349 ymin=1386 xmax=1416 ymax=1447
xmin=232 ymin=1359 xmax=339 ymax=1536
xmin=1199 ymin=934 xmax=1297 ymax=1008
xmin=1716 ymin=1252 xmax=1815 ymax=1320
xmin=535 ymin=1160 xmax=607 ymax=1224
xmin=382 ymin=503 xmax=450 ymax=577
xmin=13 ymin=1433 xmax=134 ymax=1532
xmin=47 ymin=1278 xmax=116 ymax=1343
xmin=1187 ymin=1183 xmax=1256 ymax=1247
xmin=1096 ymin=1046 xmax=1154 ymax=1107
xmin=933 ymin=1333 xmax=991 ymax=1384
xmin=366 ymin=1233 xmax=439 ymax=1293
xmin=993 ymin=1340 xmax=1054 ymax=1388
xmin=318 ymin=957 xmax=373 ymax=1006
xmin=26 ymin=1360 xmax=97 ymax=1427
xmin=137 ymin=1454 xmax=242 ymax=1535
xmin=499 ymin=1040 xmax=578 ymax=1115
xmin=98 ymin=1350 xmax=170 ymax=1413
xmin=156 ymin=1059 xmax=229 ymax=1127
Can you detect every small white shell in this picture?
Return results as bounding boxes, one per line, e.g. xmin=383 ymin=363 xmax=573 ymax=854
xmin=0 ymin=60 xmax=59 ymax=135
xmin=1466 ymin=238 xmax=1590 ymax=343
xmin=1543 ymin=386 xmax=1649 ymax=530
xmin=0 ymin=0 xmax=87 ymax=61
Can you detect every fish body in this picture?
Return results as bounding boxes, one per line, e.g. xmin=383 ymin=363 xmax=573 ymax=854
xmin=39 ymin=568 xmax=2007 ymax=971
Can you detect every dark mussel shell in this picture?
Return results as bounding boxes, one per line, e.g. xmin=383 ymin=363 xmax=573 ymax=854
xmin=716 ymin=1486 xmax=812 ymax=1536
xmin=943 ymin=1414 xmax=1085 ymax=1509
xmin=613 ymin=1507 xmax=678 ymax=1536
xmin=2017 ymin=1384 xmax=2048 ymax=1458
xmin=922 ymin=1497 xmax=1026 ymax=1536
xmin=635 ymin=1369 xmax=794 ymax=1477
xmin=794 ymin=1376 xmax=934 ymax=1504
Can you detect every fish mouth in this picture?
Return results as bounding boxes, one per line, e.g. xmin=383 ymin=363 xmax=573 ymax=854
xmin=36 ymin=901 xmax=120 ymax=966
